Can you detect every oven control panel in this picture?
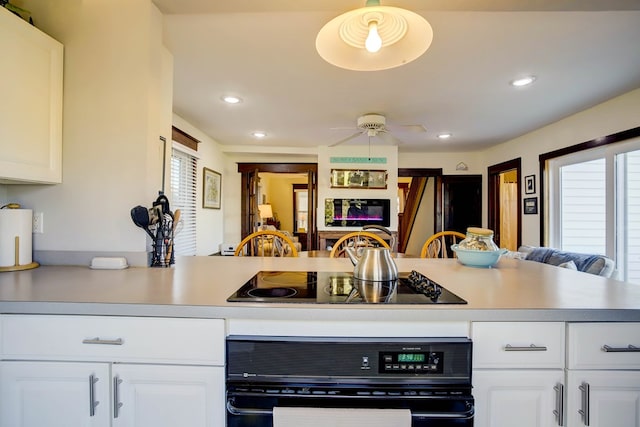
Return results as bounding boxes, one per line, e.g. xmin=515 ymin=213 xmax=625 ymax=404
xmin=378 ymin=351 xmax=444 ymax=374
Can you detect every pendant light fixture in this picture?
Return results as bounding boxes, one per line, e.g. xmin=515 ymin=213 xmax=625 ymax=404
xmin=315 ymin=0 xmax=433 ymax=71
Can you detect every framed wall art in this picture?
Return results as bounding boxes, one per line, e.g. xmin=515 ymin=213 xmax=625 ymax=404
xmin=330 ymin=169 xmax=387 ymax=189
xmin=203 ymin=167 xmax=221 ymax=209
xmin=524 ymin=197 xmax=538 ymax=215
xmin=524 ymin=174 xmax=536 ymax=194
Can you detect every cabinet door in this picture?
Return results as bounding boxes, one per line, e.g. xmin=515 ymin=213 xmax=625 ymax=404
xmin=567 ymin=370 xmax=640 ymax=427
xmin=0 ymin=361 xmax=110 ymax=427
xmin=112 ymin=364 xmax=225 ymax=427
xmin=0 ymin=7 xmax=63 ymax=184
xmin=474 ymin=370 xmax=565 ymax=427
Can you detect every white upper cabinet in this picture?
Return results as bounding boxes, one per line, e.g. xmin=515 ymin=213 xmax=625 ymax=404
xmin=0 ymin=7 xmax=63 ymax=184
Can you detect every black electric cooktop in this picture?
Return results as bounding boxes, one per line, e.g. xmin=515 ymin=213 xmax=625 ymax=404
xmin=226 ymin=270 xmax=467 ymax=304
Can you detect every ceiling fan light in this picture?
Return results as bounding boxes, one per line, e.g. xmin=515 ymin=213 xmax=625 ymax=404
xmin=316 ymin=2 xmax=433 ymax=71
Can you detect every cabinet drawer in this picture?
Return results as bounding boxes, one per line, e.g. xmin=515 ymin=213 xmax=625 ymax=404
xmin=1 ymin=315 xmax=225 ymax=365
xmin=472 ymin=322 xmax=565 ymax=368
xmin=568 ymin=322 xmax=640 ymax=369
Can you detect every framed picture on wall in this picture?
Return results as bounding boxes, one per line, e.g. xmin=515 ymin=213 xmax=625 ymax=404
xmin=524 ymin=175 xmax=536 ymax=194
xmin=524 ymin=197 xmax=538 ymax=215
xmin=203 ymin=167 xmax=221 ymax=209
xmin=330 ymin=169 xmax=387 ymax=189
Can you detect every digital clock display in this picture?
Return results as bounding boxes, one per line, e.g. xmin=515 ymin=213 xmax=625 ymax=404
xmin=397 ymin=353 xmax=426 ymax=362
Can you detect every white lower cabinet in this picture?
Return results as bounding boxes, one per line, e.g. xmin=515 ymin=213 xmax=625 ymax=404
xmin=0 ymin=315 xmax=226 ymax=427
xmin=566 ymin=322 xmax=640 ymax=427
xmin=472 ymin=322 xmax=566 ymax=427
xmin=0 ymin=361 xmax=224 ymax=427
xmin=566 ymin=370 xmax=640 ymax=426
xmin=474 ymin=370 xmax=564 ymax=427
xmin=112 ymin=364 xmax=224 ymax=427
xmin=0 ymin=361 xmax=111 ymax=427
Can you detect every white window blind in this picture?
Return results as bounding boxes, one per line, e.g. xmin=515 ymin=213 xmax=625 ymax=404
xmin=170 ymin=148 xmax=197 ymax=256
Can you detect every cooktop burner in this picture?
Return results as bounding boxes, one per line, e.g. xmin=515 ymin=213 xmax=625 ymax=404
xmin=227 ymin=270 xmax=467 ymax=304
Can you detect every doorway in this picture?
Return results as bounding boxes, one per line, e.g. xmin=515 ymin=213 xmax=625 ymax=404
xmin=238 ymin=163 xmax=318 ymax=251
xmin=397 ymin=170 xmax=481 ymax=256
xmin=397 ymin=168 xmax=442 ymax=254
xmin=488 ymin=158 xmax=521 ymax=251
xmin=438 ymin=175 xmax=482 ymax=233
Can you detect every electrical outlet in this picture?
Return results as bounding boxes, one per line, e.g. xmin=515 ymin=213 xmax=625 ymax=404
xmin=33 ymin=212 xmax=44 ymax=234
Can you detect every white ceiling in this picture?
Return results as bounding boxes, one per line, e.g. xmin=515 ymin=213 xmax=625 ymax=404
xmin=154 ymin=0 xmax=640 ymax=152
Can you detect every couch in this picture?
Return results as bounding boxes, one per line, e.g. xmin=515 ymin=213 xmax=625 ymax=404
xmin=517 ymin=245 xmax=615 ymax=278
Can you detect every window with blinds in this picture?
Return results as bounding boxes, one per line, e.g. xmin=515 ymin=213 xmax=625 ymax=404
xmin=170 ymin=148 xmax=197 ymax=256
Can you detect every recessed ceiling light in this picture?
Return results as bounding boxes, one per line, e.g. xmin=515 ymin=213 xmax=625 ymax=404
xmin=252 ymin=131 xmax=267 ymax=138
xmin=437 ymin=133 xmax=452 ymax=140
xmin=222 ymin=95 xmax=242 ymax=104
xmin=510 ymin=76 xmax=536 ymax=87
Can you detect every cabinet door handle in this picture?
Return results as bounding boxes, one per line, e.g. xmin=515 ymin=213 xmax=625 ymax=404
xmin=113 ymin=376 xmax=123 ymax=418
xmin=89 ymin=375 xmax=100 ymax=417
xmin=602 ymin=344 xmax=639 ymax=352
xmin=503 ymin=344 xmax=548 ymax=352
xmin=553 ymin=383 xmax=564 ymax=426
xmin=82 ymin=337 xmax=124 ymax=345
xmin=578 ymin=382 xmax=590 ymax=426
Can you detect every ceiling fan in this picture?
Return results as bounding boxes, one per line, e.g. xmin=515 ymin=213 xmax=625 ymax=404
xmin=329 ymin=113 xmax=424 ymax=146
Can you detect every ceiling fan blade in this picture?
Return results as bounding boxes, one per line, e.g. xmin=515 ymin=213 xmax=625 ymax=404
xmin=378 ymin=130 xmax=403 ymax=145
xmin=329 ymin=131 xmax=362 ymax=147
xmin=390 ymin=124 xmax=427 ymax=134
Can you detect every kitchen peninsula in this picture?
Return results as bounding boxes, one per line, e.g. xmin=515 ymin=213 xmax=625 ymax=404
xmin=0 ymin=257 xmax=639 ymax=427
xmin=0 ymin=256 xmax=637 ymax=320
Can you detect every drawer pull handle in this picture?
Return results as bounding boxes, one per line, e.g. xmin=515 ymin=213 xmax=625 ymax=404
xmin=89 ymin=375 xmax=100 ymax=417
xmin=504 ymin=344 xmax=548 ymax=352
xmin=602 ymin=344 xmax=639 ymax=353
xmin=82 ymin=337 xmax=124 ymax=346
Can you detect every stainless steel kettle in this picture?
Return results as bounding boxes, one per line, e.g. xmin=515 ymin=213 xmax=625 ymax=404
xmin=345 ymin=246 xmax=398 ymax=282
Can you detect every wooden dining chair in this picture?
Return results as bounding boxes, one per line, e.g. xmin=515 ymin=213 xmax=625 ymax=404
xmin=329 ymin=231 xmax=390 ymax=258
xmin=234 ymin=230 xmax=299 ymax=257
xmin=420 ymin=231 xmax=466 ymax=258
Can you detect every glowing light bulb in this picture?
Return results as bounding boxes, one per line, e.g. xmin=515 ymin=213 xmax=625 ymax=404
xmin=365 ymin=21 xmax=382 ymax=53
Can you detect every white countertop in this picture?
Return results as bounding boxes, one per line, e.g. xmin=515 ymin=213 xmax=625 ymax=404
xmin=0 ymin=256 xmax=639 ymax=321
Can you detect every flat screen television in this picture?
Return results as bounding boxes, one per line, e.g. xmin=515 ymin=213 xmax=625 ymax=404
xmin=325 ymin=198 xmax=391 ymax=227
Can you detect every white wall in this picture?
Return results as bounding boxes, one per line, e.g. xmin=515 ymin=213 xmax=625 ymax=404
xmin=5 ymin=0 xmax=172 ymax=266
xmin=317 ymin=144 xmax=399 ymax=232
xmin=222 ymin=150 xmax=317 ymax=245
xmin=171 ymin=114 xmax=226 ymax=255
xmin=3 ymin=1 xmax=638 ymax=261
xmin=481 ymin=87 xmax=640 ymax=246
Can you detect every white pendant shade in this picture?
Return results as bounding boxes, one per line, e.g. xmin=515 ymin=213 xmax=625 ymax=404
xmin=316 ymin=4 xmax=433 ymax=71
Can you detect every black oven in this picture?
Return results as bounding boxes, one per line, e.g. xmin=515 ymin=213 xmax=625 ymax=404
xmin=226 ymin=336 xmax=474 ymax=426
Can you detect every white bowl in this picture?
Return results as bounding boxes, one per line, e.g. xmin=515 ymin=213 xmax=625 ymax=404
xmin=451 ymin=245 xmax=508 ymax=268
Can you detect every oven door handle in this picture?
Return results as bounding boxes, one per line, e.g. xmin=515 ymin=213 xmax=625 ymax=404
xmin=227 ymin=399 xmax=474 ymax=419
xmin=227 ymin=399 xmax=272 ymax=416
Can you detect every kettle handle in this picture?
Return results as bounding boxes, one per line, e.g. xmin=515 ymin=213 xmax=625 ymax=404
xmin=362 ymin=225 xmax=395 ymax=252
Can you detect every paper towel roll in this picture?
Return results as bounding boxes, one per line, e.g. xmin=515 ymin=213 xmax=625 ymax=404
xmin=0 ymin=209 xmax=33 ymax=267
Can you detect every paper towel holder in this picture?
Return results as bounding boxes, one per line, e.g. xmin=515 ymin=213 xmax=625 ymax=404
xmin=0 ymin=236 xmax=39 ymax=272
